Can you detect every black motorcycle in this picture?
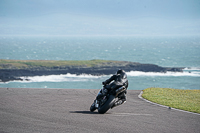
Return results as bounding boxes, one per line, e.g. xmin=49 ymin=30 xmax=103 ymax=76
xmin=90 ymin=85 xmax=127 ymax=114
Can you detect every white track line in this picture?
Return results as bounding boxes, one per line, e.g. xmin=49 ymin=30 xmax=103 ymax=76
xmin=138 ymin=91 xmax=200 ymax=116
xmin=110 ymin=113 xmax=153 ymax=116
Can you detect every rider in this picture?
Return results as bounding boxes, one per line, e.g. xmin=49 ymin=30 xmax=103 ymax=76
xmin=97 ymin=69 xmax=128 ymax=108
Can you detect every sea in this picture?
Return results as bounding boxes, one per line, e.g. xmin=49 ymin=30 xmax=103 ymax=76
xmin=0 ymin=35 xmax=200 ymax=90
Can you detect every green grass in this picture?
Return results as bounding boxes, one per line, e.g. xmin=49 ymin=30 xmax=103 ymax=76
xmin=0 ymin=59 xmax=118 ymax=69
xmin=142 ymin=87 xmax=200 ymax=114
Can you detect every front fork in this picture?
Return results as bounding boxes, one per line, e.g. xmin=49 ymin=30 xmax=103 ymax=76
xmin=94 ymin=95 xmax=107 ymax=109
xmin=93 ymin=86 xmax=109 ymax=109
xmin=94 ymin=100 xmax=99 ymax=108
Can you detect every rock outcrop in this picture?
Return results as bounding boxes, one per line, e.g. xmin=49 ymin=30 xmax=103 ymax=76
xmin=0 ymin=61 xmax=183 ymax=82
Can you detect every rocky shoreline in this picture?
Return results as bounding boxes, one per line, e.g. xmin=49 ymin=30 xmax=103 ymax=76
xmin=0 ymin=61 xmax=183 ymax=82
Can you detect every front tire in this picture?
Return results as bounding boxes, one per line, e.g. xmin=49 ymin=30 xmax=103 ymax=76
xmin=98 ymin=95 xmax=115 ymax=114
xmin=90 ymin=103 xmax=96 ymax=112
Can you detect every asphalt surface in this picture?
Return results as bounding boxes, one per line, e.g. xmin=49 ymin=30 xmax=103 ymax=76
xmin=0 ymin=88 xmax=199 ymax=133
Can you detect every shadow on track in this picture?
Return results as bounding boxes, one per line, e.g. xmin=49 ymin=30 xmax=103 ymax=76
xmin=69 ymin=111 xmax=99 ymax=114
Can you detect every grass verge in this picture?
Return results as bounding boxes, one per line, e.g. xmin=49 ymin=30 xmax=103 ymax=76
xmin=142 ymin=87 xmax=200 ymax=114
xmin=0 ymin=59 xmax=116 ymax=69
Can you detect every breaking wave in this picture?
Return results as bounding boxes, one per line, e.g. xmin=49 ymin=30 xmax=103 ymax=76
xmin=126 ymin=71 xmax=200 ymax=77
xmin=19 ymin=73 xmax=107 ymax=83
xmin=16 ymin=70 xmax=200 ymax=83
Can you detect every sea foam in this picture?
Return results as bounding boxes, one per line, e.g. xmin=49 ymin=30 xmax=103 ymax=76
xmin=16 ymin=70 xmax=200 ymax=83
xmin=19 ymin=73 xmax=106 ymax=83
xmin=126 ymin=71 xmax=200 ymax=77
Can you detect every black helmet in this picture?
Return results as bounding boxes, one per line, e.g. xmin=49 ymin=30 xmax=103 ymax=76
xmin=117 ymin=69 xmax=124 ymax=75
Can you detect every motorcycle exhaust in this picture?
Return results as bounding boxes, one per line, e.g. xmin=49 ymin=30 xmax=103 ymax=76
xmin=115 ymin=86 xmax=126 ymax=96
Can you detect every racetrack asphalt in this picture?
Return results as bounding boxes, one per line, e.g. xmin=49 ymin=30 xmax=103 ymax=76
xmin=0 ymin=88 xmax=199 ymax=133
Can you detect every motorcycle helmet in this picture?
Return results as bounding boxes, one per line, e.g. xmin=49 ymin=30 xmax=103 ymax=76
xmin=117 ymin=69 xmax=124 ymax=75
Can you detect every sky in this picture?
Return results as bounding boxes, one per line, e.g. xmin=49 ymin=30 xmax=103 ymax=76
xmin=0 ymin=0 xmax=200 ymax=36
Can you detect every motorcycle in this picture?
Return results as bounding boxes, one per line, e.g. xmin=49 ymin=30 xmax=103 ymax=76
xmin=90 ymin=85 xmax=127 ymax=114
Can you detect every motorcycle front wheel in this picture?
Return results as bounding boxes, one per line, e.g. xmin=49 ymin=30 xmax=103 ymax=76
xmin=90 ymin=102 xmax=96 ymax=112
xmin=98 ymin=95 xmax=115 ymax=114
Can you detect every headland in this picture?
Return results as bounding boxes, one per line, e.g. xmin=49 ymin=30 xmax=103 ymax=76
xmin=0 ymin=59 xmax=183 ymax=82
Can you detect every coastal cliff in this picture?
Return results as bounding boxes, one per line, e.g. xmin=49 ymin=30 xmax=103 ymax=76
xmin=0 ymin=59 xmax=183 ymax=82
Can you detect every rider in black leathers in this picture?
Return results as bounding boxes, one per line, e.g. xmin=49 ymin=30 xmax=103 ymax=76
xmin=96 ymin=69 xmax=128 ymax=108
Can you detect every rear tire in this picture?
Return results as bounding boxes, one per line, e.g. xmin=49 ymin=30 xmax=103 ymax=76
xmin=98 ymin=95 xmax=115 ymax=114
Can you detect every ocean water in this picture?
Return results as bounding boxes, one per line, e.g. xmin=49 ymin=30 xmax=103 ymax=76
xmin=0 ymin=35 xmax=200 ymax=90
